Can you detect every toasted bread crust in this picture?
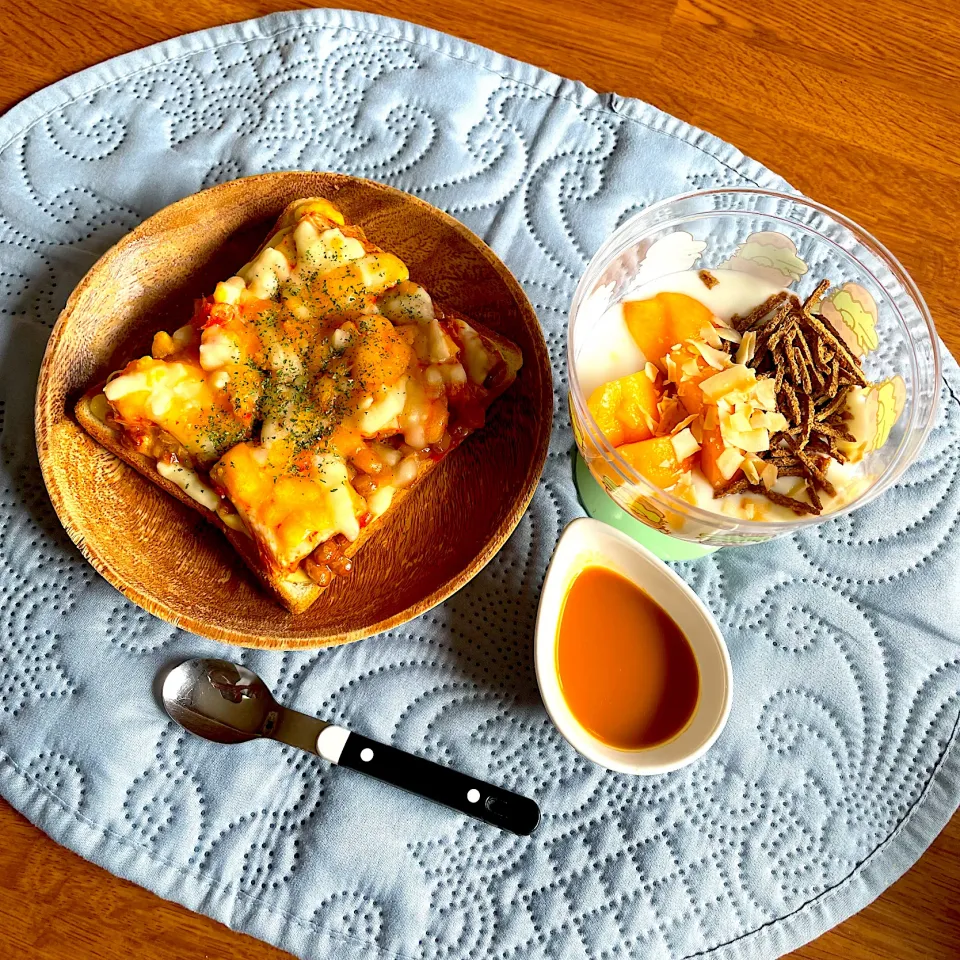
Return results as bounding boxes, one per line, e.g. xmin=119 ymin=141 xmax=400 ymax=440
xmin=75 ymin=317 xmax=521 ymax=614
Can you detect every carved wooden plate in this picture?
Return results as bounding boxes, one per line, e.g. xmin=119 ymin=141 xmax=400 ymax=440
xmin=35 ymin=172 xmax=552 ymax=650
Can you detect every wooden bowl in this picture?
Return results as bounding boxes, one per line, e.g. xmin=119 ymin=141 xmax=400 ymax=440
xmin=36 ymin=172 xmax=552 ymax=650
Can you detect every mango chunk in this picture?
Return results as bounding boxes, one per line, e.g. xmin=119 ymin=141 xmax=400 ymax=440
xmin=587 ymin=371 xmax=660 ymax=446
xmin=618 ymin=436 xmax=685 ymax=489
xmin=700 ymin=424 xmax=742 ymax=490
xmin=677 ymin=378 xmax=705 ymax=415
xmin=624 ymin=292 xmax=715 ymax=365
xmin=587 ymin=379 xmax=624 ymax=446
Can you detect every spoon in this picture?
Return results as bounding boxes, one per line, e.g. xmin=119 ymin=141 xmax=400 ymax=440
xmin=162 ymin=658 xmax=540 ymax=835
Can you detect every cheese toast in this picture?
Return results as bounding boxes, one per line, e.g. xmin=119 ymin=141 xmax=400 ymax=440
xmin=75 ymin=197 xmax=522 ymax=613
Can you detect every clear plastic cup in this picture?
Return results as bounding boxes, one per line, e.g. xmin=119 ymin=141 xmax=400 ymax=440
xmin=567 ymin=188 xmax=941 ymax=548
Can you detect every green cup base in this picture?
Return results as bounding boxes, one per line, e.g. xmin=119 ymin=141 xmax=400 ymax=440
xmin=574 ymin=455 xmax=718 ymax=562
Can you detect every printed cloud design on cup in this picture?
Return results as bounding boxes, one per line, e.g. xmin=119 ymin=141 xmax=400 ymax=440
xmin=718 ymin=231 xmax=808 ymax=286
xmin=820 ymin=283 xmax=880 ymax=357
xmin=634 ymin=231 xmax=706 ymax=285
xmin=627 ymin=494 xmax=668 ymax=531
xmin=838 ymin=376 xmax=907 ymax=463
xmin=603 ymin=475 xmax=669 ymax=532
xmin=870 ymin=377 xmax=907 ymax=453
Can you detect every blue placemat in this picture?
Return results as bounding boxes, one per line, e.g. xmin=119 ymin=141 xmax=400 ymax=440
xmin=1 ymin=10 xmax=958 ymax=959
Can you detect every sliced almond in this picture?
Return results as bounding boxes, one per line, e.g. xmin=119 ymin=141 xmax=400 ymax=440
xmin=735 ymin=330 xmax=757 ymax=365
xmin=754 ymin=376 xmax=777 ymax=410
xmin=670 ymin=427 xmax=701 ymax=462
xmin=699 ymin=324 xmax=723 ymax=349
xmin=728 ymin=409 xmax=752 ymax=433
xmin=690 ymin=340 xmax=732 ymax=370
xmin=721 ymin=426 xmax=770 ymax=453
xmin=641 ymin=409 xmax=660 ymax=435
xmin=717 ymin=446 xmax=745 ymax=481
xmin=644 ymin=361 xmax=660 ymax=383
xmin=716 ymin=326 xmax=743 ymax=344
xmin=761 ymin=462 xmax=778 ymax=490
xmin=699 ymin=363 xmax=757 ymax=402
xmin=767 ymin=411 xmax=789 ymax=432
xmin=750 ymin=410 xmax=789 ymax=432
xmin=656 ymin=397 xmax=687 ymax=436
xmin=671 ymin=414 xmax=698 ymax=436
xmin=664 ymin=354 xmax=679 ymax=384
xmin=742 ymin=457 xmax=761 ymax=485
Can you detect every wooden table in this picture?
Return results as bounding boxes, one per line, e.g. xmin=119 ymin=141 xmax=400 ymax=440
xmin=1 ymin=0 xmax=958 ymax=957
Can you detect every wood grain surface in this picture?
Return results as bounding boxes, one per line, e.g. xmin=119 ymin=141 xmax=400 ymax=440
xmin=36 ymin=172 xmax=550 ymax=647
xmin=2 ymin=0 xmax=959 ymax=957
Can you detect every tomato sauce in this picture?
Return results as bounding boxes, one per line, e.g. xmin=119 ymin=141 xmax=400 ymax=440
xmin=556 ymin=566 xmax=700 ymax=750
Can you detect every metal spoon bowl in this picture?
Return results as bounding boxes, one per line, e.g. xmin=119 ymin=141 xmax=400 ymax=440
xmin=163 ymin=658 xmax=276 ymax=743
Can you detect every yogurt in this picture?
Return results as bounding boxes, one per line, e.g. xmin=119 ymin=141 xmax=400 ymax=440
xmin=575 ymin=269 xmax=870 ymax=523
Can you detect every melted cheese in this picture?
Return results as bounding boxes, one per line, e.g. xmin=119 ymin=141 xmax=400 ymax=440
xmin=156 ymin=460 xmax=220 ymax=512
xmin=294 ymin=220 xmax=366 ymax=268
xmin=282 ymin=198 xmax=345 ymax=228
xmin=101 ymin=199 xmax=514 ymax=578
xmin=399 ymin=376 xmax=446 ymax=449
xmin=211 ymin=442 xmax=364 ymax=570
xmin=239 ymin=246 xmax=291 ymax=300
xmin=217 ymin=506 xmax=251 ymax=535
xmin=427 ymin=318 xmax=458 ymax=363
xmin=199 ymin=329 xmax=240 ymax=371
xmin=104 ymin=357 xmax=248 ymax=463
xmin=367 ymin=484 xmax=396 ymax=517
xmin=357 ymin=378 xmax=408 ymax=436
xmin=425 ymin=362 xmax=467 ymax=388
xmin=456 ymin=321 xmax=495 ymax=384
xmin=315 ymin=455 xmax=362 ymax=543
xmin=378 ymin=281 xmax=435 ymax=324
xmin=235 ymin=217 xmax=407 ymax=316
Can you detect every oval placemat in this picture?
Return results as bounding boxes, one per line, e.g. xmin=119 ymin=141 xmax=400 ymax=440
xmin=0 ymin=9 xmax=958 ymax=959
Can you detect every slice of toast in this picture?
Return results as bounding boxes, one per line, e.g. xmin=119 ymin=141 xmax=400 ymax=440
xmin=75 ymin=317 xmax=522 ymax=613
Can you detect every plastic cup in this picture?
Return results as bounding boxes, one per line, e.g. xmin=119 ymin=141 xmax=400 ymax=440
xmin=567 ymin=188 xmax=940 ymax=550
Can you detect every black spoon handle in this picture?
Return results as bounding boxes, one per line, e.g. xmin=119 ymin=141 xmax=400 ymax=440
xmin=337 ymin=732 xmax=541 ymax=835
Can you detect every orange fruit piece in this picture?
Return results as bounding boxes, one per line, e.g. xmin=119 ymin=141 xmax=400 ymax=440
xmin=587 ymin=372 xmax=660 ymax=446
xmin=699 ymin=424 xmax=740 ymax=490
xmin=624 ymin=292 xmax=715 ymax=365
xmin=676 ymin=378 xmax=704 ymax=416
xmin=618 ymin=436 xmax=684 ymax=489
xmin=616 ymin=371 xmax=661 ymax=442
xmin=587 ymin=378 xmax=625 ymax=446
xmin=622 ymin=298 xmax=667 ymax=363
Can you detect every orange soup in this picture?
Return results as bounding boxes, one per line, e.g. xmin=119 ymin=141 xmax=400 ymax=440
xmin=556 ymin=566 xmax=700 ymax=750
